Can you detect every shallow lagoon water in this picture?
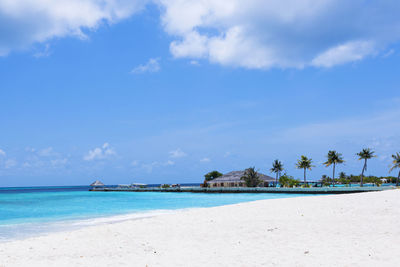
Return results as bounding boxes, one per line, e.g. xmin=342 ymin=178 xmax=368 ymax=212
xmin=0 ymin=186 xmax=309 ymax=241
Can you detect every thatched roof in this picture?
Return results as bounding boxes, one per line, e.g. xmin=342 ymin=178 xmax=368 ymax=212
xmin=208 ymin=170 xmax=275 ymax=183
xmin=90 ymin=180 xmax=105 ymax=186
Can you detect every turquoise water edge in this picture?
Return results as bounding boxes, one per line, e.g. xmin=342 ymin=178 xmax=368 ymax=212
xmin=0 ymin=186 xmax=309 ymax=241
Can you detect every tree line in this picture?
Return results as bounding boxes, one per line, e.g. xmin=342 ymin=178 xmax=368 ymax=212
xmin=270 ymin=149 xmax=400 ymax=187
xmin=203 ymin=149 xmax=400 ymax=187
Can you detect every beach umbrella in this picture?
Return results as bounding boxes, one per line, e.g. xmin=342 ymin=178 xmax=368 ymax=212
xmin=90 ymin=180 xmax=105 ymax=187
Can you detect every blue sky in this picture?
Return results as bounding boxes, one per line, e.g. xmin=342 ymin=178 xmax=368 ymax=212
xmin=1 ymin=0 xmax=400 ymax=186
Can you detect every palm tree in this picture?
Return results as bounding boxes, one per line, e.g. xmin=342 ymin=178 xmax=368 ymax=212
xmin=389 ymin=152 xmax=400 ymax=187
xmin=324 ymin=150 xmax=344 ymax=186
xmin=240 ymin=167 xmax=261 ymax=187
xmin=270 ymin=159 xmax=284 ymax=186
xmin=296 ymin=155 xmax=314 ymax=185
xmin=356 ymin=148 xmax=376 ymax=187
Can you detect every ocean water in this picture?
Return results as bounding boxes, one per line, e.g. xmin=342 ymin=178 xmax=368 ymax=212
xmin=0 ymin=186 xmax=308 ymax=241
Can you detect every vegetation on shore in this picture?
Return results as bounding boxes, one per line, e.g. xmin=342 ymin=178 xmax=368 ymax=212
xmin=356 ymin=148 xmax=376 ymax=187
xmin=321 ymin=174 xmax=384 ymax=186
xmin=270 ymin=160 xmax=283 ymax=184
xmin=203 ymin=149 xmax=400 ymax=187
xmin=204 ymin=171 xmax=223 ymax=181
xmin=240 ymin=167 xmax=262 ymax=187
xmin=390 ymin=153 xmax=400 ymax=186
xmin=295 ymin=156 xmax=314 ymax=185
xmin=279 ymin=173 xmax=300 ymax=188
xmin=201 ymin=170 xmax=223 ymax=187
xmin=324 ymin=150 xmax=344 ymax=185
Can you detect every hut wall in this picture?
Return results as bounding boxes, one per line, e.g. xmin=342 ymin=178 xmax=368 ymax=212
xmin=208 ymin=181 xmax=246 ymax=187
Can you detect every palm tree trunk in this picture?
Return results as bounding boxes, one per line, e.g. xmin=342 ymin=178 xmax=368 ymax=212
xmin=360 ymin=159 xmax=366 ymax=187
xmin=397 ymin=170 xmax=400 ymax=187
xmin=276 ymin=172 xmax=278 ymax=186
xmin=278 ymin=171 xmax=281 ymax=187
xmin=332 ymin=164 xmax=336 ymax=186
xmin=304 ymin=168 xmax=306 ymax=185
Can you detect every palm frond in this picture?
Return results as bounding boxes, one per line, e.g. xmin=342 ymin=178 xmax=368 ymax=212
xmin=390 ymin=152 xmax=400 ymax=172
xmin=357 ymin=148 xmax=376 ymax=160
xmin=270 ymin=159 xmax=283 ymax=173
xmin=296 ymin=155 xmax=314 ymax=170
xmin=324 ymin=150 xmax=345 ymax=166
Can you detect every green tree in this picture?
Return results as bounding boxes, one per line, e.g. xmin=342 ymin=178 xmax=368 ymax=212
xmin=338 ymin=172 xmax=349 ymax=186
xmin=356 ymin=148 xmax=376 ymax=187
xmin=241 ymin=167 xmax=262 ymax=187
xmin=389 ymin=152 xmax=400 ymax=187
xmin=321 ymin=175 xmax=330 ymax=186
xmin=324 ymin=150 xmax=345 ymax=186
xmin=279 ymin=173 xmax=300 ymax=188
xmin=204 ymin=170 xmax=223 ymax=181
xmin=295 ymin=155 xmax=314 ymax=185
xmin=270 ymin=159 xmax=284 ymax=185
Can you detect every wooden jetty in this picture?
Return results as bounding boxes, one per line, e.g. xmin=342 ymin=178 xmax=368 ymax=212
xmin=90 ymin=186 xmax=395 ymax=194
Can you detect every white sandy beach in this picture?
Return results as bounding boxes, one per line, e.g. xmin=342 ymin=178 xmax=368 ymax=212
xmin=1 ymin=189 xmax=399 ymax=267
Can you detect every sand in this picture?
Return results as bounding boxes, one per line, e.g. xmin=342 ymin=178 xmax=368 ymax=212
xmin=1 ymin=189 xmax=399 ymax=267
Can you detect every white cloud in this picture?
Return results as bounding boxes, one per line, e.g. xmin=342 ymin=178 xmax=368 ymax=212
xmin=383 ymin=49 xmax=395 ymax=58
xmin=200 ymin=157 xmax=210 ymax=163
xmin=4 ymin=159 xmax=17 ymax=169
xmin=189 ymin=60 xmax=200 ymax=66
xmin=18 ymin=146 xmax=70 ymax=170
xmin=3 ymin=1 xmax=400 ymax=69
xmin=378 ymin=155 xmax=390 ymax=163
xmin=170 ymin=31 xmax=208 ymax=58
xmin=131 ymin=160 xmax=139 ymax=166
xmin=165 ymin=160 xmax=175 ymax=166
xmin=141 ymin=162 xmax=158 ymax=173
xmin=311 ymin=41 xmax=376 ymax=67
xmin=224 ymin=152 xmax=231 ymax=158
xmin=159 ymin=0 xmax=400 ymax=68
xmin=50 ymin=158 xmax=68 ymax=166
xmin=84 ymin=143 xmax=116 ymax=161
xmin=25 ymin=147 xmax=36 ymax=152
xmin=33 ymin=44 xmax=52 ymax=58
xmin=0 ymin=149 xmax=5 ymax=156
xmin=141 ymin=160 xmax=174 ymax=172
xmin=38 ymin=147 xmax=54 ymax=157
xmin=85 ymin=148 xmax=103 ymax=160
xmin=0 ymin=0 xmax=146 ymax=56
xmin=272 ymin=108 xmax=400 ymax=150
xmin=169 ymin=148 xmax=187 ymax=158
xmin=131 ymin=58 xmax=160 ymax=74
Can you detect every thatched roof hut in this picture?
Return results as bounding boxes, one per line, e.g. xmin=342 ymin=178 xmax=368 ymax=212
xmin=207 ymin=170 xmax=275 ymax=187
xmin=90 ymin=180 xmax=105 ymax=187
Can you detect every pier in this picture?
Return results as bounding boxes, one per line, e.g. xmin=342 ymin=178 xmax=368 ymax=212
xmin=90 ymin=186 xmax=395 ymax=194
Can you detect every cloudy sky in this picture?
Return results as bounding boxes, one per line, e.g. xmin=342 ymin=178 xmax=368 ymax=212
xmin=1 ymin=0 xmax=400 ymax=186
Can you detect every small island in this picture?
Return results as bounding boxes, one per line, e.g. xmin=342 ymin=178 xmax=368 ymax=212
xmin=91 ymin=150 xmax=400 ymax=194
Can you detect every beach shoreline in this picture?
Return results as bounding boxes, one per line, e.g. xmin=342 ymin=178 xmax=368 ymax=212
xmin=1 ymin=189 xmax=399 ymax=266
xmin=0 ymin=209 xmax=180 ymax=243
xmin=0 ymin=191 xmax=311 ymax=242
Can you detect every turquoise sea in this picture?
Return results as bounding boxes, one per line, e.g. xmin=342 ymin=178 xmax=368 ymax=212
xmin=0 ymin=186 xmax=308 ymax=241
